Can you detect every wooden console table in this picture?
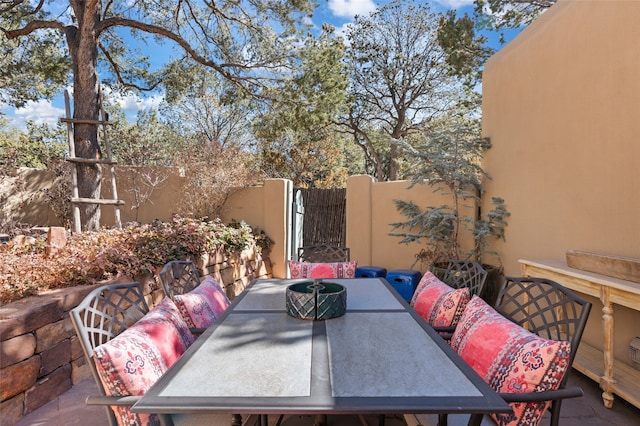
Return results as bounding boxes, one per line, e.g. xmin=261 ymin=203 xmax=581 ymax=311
xmin=519 ymin=259 xmax=640 ymax=409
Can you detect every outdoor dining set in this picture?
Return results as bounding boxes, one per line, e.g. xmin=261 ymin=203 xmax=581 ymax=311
xmin=70 ymin=244 xmax=592 ymax=426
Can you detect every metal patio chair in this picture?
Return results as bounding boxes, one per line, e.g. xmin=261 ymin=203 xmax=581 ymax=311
xmin=70 ymin=281 xmax=252 ymax=426
xmin=428 ymin=276 xmax=592 ymax=426
xmin=491 ymin=276 xmax=592 ymax=426
xmin=440 ymin=260 xmax=488 ymax=298
xmin=427 ymin=260 xmax=488 ymax=337
xmin=158 ymin=260 xmax=201 ymax=300
xmin=159 ymin=260 xmax=231 ymax=335
xmin=69 ymin=282 xmax=150 ymax=426
xmin=297 ymin=244 xmax=350 ymax=262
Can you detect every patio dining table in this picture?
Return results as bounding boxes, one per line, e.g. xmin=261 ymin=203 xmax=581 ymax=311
xmin=133 ymin=277 xmax=511 ymax=426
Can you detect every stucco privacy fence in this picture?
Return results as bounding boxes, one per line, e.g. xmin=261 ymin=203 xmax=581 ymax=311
xmin=0 ymin=237 xmax=272 ymax=426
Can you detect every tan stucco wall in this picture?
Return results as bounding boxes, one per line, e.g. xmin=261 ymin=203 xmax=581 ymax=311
xmin=481 ymin=0 xmax=640 ymax=371
xmin=0 ymin=167 xmax=188 ymax=227
xmin=482 ymin=0 xmax=640 ymax=274
xmin=101 ymin=166 xmax=186 ymax=224
xmin=2 ymin=169 xmax=476 ymax=275
xmin=221 ymin=179 xmax=292 ymax=279
xmin=346 ymin=175 xmax=476 ymax=272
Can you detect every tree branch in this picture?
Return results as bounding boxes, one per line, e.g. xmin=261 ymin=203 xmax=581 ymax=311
xmin=98 ymin=17 xmax=248 ymax=75
xmin=95 ymin=16 xmax=290 ymax=95
xmin=98 ymin=42 xmax=163 ymax=92
xmin=2 ymin=19 xmax=66 ymax=39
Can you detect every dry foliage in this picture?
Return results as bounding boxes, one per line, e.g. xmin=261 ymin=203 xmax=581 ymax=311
xmin=0 ymin=216 xmax=272 ymax=304
xmin=40 ymin=161 xmax=72 ymax=228
xmin=175 ymin=143 xmax=263 ymax=219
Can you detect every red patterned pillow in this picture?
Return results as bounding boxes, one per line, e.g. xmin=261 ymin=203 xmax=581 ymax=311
xmin=451 ymin=296 xmax=572 ymax=426
xmin=411 ymin=272 xmax=470 ymax=327
xmin=410 ymin=271 xmax=449 ymax=307
xmin=174 ymin=276 xmax=231 ymax=329
xmin=93 ymin=299 xmax=194 ymax=426
xmin=288 ymin=260 xmax=357 ymax=279
xmin=135 ymin=298 xmax=195 ymax=366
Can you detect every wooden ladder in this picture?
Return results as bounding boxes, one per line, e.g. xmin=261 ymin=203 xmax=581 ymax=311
xmin=61 ymin=88 xmax=124 ymax=233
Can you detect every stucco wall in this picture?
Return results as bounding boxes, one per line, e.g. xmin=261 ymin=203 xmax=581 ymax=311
xmin=481 ymin=0 xmax=640 ymax=376
xmin=346 ymin=175 xmax=476 ymax=271
xmin=221 ymin=179 xmax=293 ymax=278
xmin=481 ymin=0 xmax=640 ymax=274
xmin=0 ymin=167 xmax=187 ymax=227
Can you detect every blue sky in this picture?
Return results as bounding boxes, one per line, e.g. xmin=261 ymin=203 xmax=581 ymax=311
xmin=1 ymin=0 xmax=517 ymax=129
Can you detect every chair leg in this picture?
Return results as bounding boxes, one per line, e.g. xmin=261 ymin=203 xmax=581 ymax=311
xmin=437 ymin=413 xmax=448 ymax=426
xmin=466 ymin=414 xmax=483 ymax=426
xmin=549 ymin=400 xmax=562 ymax=426
xmin=313 ymin=414 xmax=327 ymax=426
xmin=159 ymin=414 xmax=174 ymax=426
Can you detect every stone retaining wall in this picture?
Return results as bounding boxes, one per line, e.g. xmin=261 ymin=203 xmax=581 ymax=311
xmin=0 ymin=245 xmax=272 ymax=426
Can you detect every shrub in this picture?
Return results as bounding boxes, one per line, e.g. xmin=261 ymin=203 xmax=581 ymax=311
xmin=0 ymin=216 xmax=272 ymax=304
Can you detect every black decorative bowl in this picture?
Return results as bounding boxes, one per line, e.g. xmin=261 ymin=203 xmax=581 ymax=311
xmin=286 ymin=281 xmax=346 ymax=320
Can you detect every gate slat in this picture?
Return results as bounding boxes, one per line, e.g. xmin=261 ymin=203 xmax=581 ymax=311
xmin=298 ymin=188 xmax=346 ymax=247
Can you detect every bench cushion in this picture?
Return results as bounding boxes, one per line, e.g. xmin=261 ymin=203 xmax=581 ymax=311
xmin=288 ymin=260 xmax=357 ymax=279
xmin=411 ymin=271 xmax=470 ymax=327
xmin=93 ymin=298 xmax=194 ymax=426
xmin=451 ymin=296 xmax=571 ymax=426
xmin=174 ymin=276 xmax=231 ymax=329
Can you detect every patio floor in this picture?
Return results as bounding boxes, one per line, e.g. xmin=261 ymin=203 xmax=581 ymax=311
xmin=13 ymin=369 xmax=639 ymax=426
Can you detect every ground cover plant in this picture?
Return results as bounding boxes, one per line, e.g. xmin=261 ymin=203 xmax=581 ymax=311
xmin=0 ymin=216 xmax=272 ymax=304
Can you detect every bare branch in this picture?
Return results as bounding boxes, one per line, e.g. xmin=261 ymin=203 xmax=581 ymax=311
xmin=0 ymin=0 xmax=44 ymax=15
xmin=98 ymin=42 xmax=163 ymax=92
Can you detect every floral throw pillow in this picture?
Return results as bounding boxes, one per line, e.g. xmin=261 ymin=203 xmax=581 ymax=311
xmin=451 ymin=296 xmax=572 ymax=426
xmin=411 ymin=273 xmax=470 ymax=327
xmin=288 ymin=260 xmax=358 ymax=279
xmin=173 ymin=276 xmax=231 ymax=329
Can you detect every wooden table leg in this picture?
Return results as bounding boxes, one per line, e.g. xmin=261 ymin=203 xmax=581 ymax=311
xmin=599 ymin=287 xmax=615 ymax=408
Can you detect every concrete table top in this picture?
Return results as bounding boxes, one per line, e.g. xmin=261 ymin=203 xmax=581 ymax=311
xmin=133 ymin=278 xmax=510 ymax=420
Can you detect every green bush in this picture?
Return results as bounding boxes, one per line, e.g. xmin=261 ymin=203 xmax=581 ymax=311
xmin=0 ymin=216 xmax=272 ymax=304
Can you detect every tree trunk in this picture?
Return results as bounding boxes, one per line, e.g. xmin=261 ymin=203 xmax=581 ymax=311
xmin=390 ymin=122 xmax=405 ymax=181
xmin=389 ymin=142 xmax=398 ymax=181
xmin=67 ymin=2 xmax=102 ymax=231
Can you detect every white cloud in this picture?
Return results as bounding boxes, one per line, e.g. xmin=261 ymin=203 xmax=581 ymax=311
xmin=328 ymin=0 xmax=377 ymax=18
xmin=1 ymin=90 xmax=165 ymax=130
xmin=104 ymin=88 xmax=163 ymax=113
xmin=14 ymin=100 xmax=65 ymax=127
xmin=434 ymin=0 xmax=475 ymax=9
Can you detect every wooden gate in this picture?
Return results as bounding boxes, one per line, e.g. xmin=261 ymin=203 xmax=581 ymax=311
xmin=296 ymin=188 xmax=346 ymax=247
